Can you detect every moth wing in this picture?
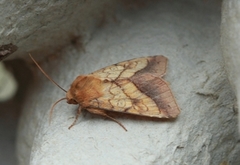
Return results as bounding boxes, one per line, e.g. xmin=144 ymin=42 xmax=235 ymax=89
xmin=91 ymin=55 xmax=168 ymax=81
xmin=88 ymin=74 xmax=180 ymax=118
xmin=88 ymin=55 xmax=179 ymax=118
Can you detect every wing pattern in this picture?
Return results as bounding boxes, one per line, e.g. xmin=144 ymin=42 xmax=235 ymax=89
xmin=88 ymin=55 xmax=180 ymax=118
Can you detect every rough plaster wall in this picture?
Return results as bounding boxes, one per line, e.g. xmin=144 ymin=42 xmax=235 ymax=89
xmin=221 ymin=0 xmax=240 ymax=134
xmin=14 ymin=0 xmax=240 ymax=165
xmin=0 ymin=0 xmax=118 ymax=60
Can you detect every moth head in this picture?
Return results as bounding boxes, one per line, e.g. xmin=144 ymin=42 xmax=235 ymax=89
xmin=66 ymin=90 xmax=78 ymax=105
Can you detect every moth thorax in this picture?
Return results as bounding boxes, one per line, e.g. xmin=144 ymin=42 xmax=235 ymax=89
xmin=66 ymin=75 xmax=104 ymax=106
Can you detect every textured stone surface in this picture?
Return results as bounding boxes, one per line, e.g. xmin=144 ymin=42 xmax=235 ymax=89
xmin=16 ymin=0 xmax=240 ymax=165
xmin=221 ymin=0 xmax=240 ymax=133
xmin=0 ymin=0 xmax=118 ymax=60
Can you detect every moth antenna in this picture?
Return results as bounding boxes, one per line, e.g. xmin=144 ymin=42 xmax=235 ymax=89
xmin=29 ymin=53 xmax=67 ymax=93
xmin=49 ymin=98 xmax=67 ymax=124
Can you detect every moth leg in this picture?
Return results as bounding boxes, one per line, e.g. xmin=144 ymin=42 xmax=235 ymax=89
xmin=68 ymin=106 xmax=82 ymax=129
xmin=87 ymin=108 xmax=127 ymax=131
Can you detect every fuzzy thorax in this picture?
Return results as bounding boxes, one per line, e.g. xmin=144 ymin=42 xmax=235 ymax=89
xmin=66 ymin=75 xmax=104 ymax=107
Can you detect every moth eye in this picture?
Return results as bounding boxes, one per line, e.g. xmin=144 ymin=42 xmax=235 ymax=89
xmin=68 ymin=99 xmax=78 ymax=104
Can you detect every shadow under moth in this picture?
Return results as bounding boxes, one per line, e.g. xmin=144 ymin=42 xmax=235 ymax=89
xmin=30 ymin=54 xmax=180 ymax=131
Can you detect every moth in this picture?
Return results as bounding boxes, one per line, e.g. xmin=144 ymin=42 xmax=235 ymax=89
xmin=29 ymin=54 xmax=180 ymax=131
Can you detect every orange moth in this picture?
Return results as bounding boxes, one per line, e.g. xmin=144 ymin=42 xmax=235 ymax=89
xmin=29 ymin=54 xmax=180 ymax=131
